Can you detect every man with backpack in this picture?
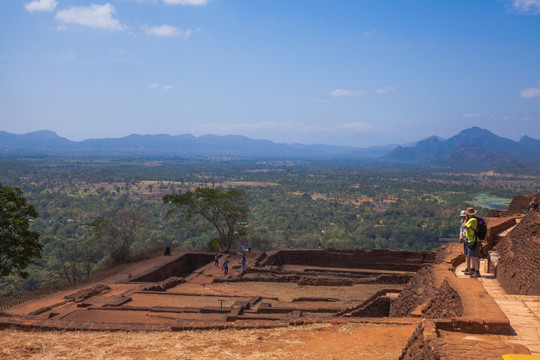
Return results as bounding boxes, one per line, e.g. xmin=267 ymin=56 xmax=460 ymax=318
xmin=462 ymin=207 xmax=482 ymax=278
xmin=459 ymin=210 xmax=472 ymax=274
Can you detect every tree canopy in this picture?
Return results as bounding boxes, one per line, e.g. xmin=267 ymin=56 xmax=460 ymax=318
xmin=163 ymin=187 xmax=249 ymax=252
xmin=0 ymin=183 xmax=42 ymax=278
xmin=90 ymin=208 xmax=147 ymax=264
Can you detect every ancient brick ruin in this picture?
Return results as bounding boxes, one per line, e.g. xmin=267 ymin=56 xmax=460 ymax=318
xmin=1 ymin=193 xmax=539 ymax=359
xmin=1 ymin=249 xmax=428 ymax=332
xmin=394 ymin=192 xmax=540 ymax=359
xmin=495 ymin=212 xmax=540 ymax=295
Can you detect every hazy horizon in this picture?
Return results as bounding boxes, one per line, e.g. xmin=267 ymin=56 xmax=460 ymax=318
xmin=1 ymin=0 xmax=539 ymax=147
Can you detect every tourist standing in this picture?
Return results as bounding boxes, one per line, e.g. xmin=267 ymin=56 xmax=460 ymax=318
xmin=528 ymin=197 xmax=539 ymax=214
xmin=222 ymin=259 xmax=229 ymax=275
xmin=459 ymin=210 xmax=470 ymax=273
xmin=463 ymin=207 xmax=481 ymax=278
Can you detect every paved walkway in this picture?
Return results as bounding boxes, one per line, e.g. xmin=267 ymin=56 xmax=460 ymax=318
xmin=456 ymin=259 xmax=540 ymax=354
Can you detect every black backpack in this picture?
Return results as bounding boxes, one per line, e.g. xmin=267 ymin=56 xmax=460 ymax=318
xmin=473 ymin=216 xmax=487 ymax=240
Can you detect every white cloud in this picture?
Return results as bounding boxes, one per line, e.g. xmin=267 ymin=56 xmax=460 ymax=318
xmin=329 ymin=89 xmax=366 ymax=98
xmin=25 ymin=0 xmax=57 ymax=13
xmin=55 ymin=4 xmax=125 ymax=31
xmin=143 ymin=25 xmax=192 ymax=38
xmin=461 ymin=113 xmax=481 ymax=118
xmin=520 ymin=87 xmax=540 ymax=98
xmin=374 ymin=86 xmax=396 ymax=95
xmin=512 ymin=0 xmax=540 ymax=13
xmin=163 ymin=0 xmax=209 ymax=5
xmin=163 ymin=85 xmax=173 ymax=90
xmin=363 ymin=29 xmax=377 ymax=37
xmin=147 ymin=83 xmax=160 ymax=88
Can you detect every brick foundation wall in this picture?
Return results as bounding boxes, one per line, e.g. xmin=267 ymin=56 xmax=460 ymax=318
xmin=399 ymin=321 xmax=439 ymax=360
xmin=486 ymin=209 xmax=508 ymax=217
xmin=484 ymin=217 xmax=516 ymax=251
xmin=389 ymin=266 xmax=437 ymax=317
xmin=496 ymin=212 xmax=540 ymax=295
xmin=399 ymin=320 xmax=530 ymax=360
xmin=422 ymin=279 xmax=463 ymax=319
xmin=131 ymin=253 xmax=214 ymax=282
xmin=261 ymin=249 xmax=435 ymax=272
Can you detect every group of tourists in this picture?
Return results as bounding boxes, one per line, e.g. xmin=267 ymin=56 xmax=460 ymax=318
xmin=218 ymin=255 xmax=245 ymax=276
xmin=214 ymin=243 xmax=247 ymax=276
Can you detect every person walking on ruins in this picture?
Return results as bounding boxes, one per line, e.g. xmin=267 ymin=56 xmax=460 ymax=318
xmin=214 ymin=253 xmax=219 ymax=267
xmin=463 ymin=207 xmax=481 ymax=278
xmin=241 ymin=255 xmax=246 ymax=272
xmin=222 ymin=259 xmax=229 ymax=275
xmin=459 ymin=210 xmax=471 ymax=274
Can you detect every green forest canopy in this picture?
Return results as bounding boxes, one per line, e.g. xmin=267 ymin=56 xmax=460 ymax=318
xmin=0 ymin=157 xmax=538 ymax=295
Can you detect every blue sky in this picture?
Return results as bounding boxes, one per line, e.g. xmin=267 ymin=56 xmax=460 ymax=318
xmin=1 ymin=0 xmax=539 ymax=147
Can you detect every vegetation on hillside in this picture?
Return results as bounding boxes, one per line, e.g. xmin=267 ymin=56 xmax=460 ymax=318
xmin=0 ymin=157 xmax=538 ymax=296
xmin=0 ymin=183 xmax=42 ymax=279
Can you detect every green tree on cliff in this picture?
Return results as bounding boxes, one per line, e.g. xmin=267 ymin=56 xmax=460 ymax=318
xmin=0 ymin=183 xmax=42 ymax=278
xmin=90 ymin=208 xmax=147 ymax=264
xmin=163 ymin=187 xmax=249 ymax=252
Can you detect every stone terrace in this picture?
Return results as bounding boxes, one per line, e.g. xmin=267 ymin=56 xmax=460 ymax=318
xmin=0 ymin=249 xmax=422 ymax=332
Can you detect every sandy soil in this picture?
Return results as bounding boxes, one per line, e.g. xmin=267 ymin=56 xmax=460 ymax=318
xmin=0 ymin=322 xmax=415 ymax=360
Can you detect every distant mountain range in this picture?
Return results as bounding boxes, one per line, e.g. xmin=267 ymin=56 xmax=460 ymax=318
xmin=383 ymin=127 xmax=540 ymax=172
xmin=0 ymin=130 xmax=394 ymax=160
xmin=1 ymin=128 xmax=539 ymax=173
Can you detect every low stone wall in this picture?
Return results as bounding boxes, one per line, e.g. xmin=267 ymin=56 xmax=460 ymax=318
xmin=486 ymin=209 xmax=508 ymax=217
xmin=484 ymin=216 xmax=517 ymax=252
xmin=214 ymin=270 xmax=412 ymax=286
xmin=141 ymin=276 xmax=185 ymax=291
xmin=335 ymin=289 xmax=401 ymax=317
xmin=259 ymin=248 xmax=435 ymax=272
xmin=496 ymin=212 xmax=540 ymax=295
